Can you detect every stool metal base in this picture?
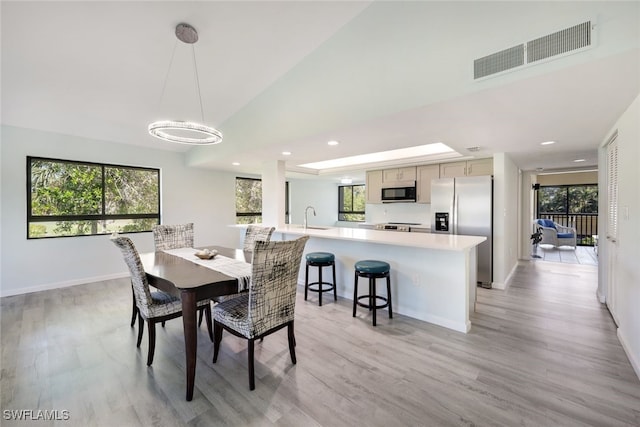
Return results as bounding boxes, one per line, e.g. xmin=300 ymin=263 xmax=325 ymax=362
xmin=305 ymin=261 xmax=337 ymax=306
xmin=352 ymin=270 xmax=392 ymax=326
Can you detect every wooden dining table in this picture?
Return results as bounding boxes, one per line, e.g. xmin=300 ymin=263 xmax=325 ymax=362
xmin=139 ymin=245 xmax=251 ymax=401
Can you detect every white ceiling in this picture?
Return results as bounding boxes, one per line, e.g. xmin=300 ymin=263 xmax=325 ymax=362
xmin=2 ymin=1 xmax=639 ymax=182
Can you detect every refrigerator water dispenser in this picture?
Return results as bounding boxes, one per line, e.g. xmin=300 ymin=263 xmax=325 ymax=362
xmin=435 ymin=212 xmax=449 ymax=232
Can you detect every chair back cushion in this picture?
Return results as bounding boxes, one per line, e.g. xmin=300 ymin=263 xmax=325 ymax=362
xmin=247 ymin=236 xmax=309 ymax=336
xmin=153 ymin=223 xmax=194 ymax=250
xmin=243 ymin=225 xmax=276 ymax=251
xmin=110 ymin=236 xmax=154 ymax=317
xmin=537 ymin=219 xmax=556 ymax=229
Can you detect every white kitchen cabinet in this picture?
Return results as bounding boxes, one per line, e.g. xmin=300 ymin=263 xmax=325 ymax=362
xmin=366 ymin=170 xmax=383 ymax=203
xmin=439 ymin=161 xmax=468 ymax=178
xmin=416 ymin=164 xmax=440 ymax=203
xmin=439 ymin=158 xmax=493 ymax=178
xmin=466 ymin=158 xmax=493 ymax=176
xmin=382 ymin=166 xmax=416 ymax=183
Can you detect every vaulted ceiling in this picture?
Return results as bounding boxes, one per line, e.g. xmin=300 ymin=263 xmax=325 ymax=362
xmin=2 ymin=1 xmax=639 ymax=180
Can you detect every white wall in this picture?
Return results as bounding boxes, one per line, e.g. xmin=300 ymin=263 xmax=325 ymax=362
xmin=492 ymin=153 xmax=519 ymax=289
xmin=288 ymin=178 xmax=338 ymax=226
xmin=598 ymin=95 xmax=640 ymax=379
xmin=366 ymin=202 xmax=431 ymax=226
xmin=0 ymin=126 xmax=239 ymax=296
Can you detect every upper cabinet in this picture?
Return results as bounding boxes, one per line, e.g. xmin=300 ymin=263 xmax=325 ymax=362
xmin=416 ymin=165 xmax=440 ymax=204
xmin=382 ymin=166 xmax=416 ymax=183
xmin=439 ymin=158 xmax=493 ymax=178
xmin=467 ymin=158 xmax=494 ymax=176
xmin=366 ymin=170 xmax=383 ymax=203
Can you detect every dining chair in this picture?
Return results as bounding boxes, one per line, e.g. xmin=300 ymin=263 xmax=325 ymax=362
xmin=212 ymin=235 xmax=309 ymax=390
xmin=153 ymin=223 xmax=194 ymax=250
xmin=242 ymin=225 xmax=275 ymax=251
xmin=212 ymin=225 xmax=276 ymax=306
xmin=151 ymin=223 xmax=211 ymax=327
xmin=110 ymin=236 xmax=213 ymax=366
xmin=127 ymin=223 xmax=196 ymax=327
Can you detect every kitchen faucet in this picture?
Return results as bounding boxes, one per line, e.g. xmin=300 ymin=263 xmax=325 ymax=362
xmin=304 ymin=206 xmax=316 ymax=229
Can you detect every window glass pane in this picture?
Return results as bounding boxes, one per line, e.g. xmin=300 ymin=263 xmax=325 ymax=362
xmin=236 ymin=178 xmax=262 ymax=224
xmin=28 ymin=157 xmax=160 ymax=239
xmin=31 ymin=159 xmax=102 ymax=216
xmin=538 ymin=187 xmax=567 ymax=214
xmin=568 ymin=185 xmax=598 ymax=214
xmin=105 ymin=167 xmax=159 ymax=215
xmin=338 ymin=185 xmax=365 ymax=222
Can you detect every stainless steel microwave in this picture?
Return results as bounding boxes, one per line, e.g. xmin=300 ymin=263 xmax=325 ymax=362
xmin=381 ymin=182 xmax=417 ymax=203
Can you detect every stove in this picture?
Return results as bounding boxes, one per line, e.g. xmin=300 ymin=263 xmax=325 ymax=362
xmin=374 ymin=222 xmax=421 ymax=232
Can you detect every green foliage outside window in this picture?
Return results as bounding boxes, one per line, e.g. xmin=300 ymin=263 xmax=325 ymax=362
xmin=28 ymin=157 xmax=160 ymax=238
xmin=236 ymin=177 xmax=262 ymax=224
xmin=537 ymin=185 xmax=598 ymax=214
xmin=339 ymin=185 xmax=365 ymax=222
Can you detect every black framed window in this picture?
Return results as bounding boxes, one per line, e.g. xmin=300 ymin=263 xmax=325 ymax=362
xmin=338 ymin=184 xmax=365 ymax=222
xmin=235 ymin=177 xmax=290 ymax=224
xmin=27 ymin=156 xmax=160 ymax=239
xmin=536 ymin=183 xmax=598 ymax=246
xmin=235 ymin=177 xmax=263 ymax=224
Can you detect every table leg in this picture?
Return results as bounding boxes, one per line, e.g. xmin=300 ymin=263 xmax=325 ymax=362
xmin=182 ymin=290 xmax=197 ymax=401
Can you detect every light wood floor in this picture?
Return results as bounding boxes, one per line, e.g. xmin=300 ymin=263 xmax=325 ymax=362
xmin=2 ymin=261 xmax=639 ymax=426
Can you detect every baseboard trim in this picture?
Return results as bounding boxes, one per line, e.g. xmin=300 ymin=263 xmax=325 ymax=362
xmin=617 ymin=327 xmax=640 ymax=381
xmin=0 ymin=272 xmax=129 ymax=298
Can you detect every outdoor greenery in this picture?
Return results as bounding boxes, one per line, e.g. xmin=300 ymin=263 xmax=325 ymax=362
xmin=537 ymin=185 xmax=598 ymax=214
xmin=235 ymin=177 xmax=262 ymax=224
xmin=338 ymin=184 xmax=366 ymax=222
xmin=537 ymin=184 xmax=598 ymax=246
xmin=28 ymin=157 xmax=159 ymax=238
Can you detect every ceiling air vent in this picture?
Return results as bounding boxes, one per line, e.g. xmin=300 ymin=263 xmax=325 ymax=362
xmin=527 ymin=21 xmax=592 ymax=63
xmin=474 ymin=44 xmax=525 ymax=79
xmin=474 ymin=20 xmax=594 ymax=80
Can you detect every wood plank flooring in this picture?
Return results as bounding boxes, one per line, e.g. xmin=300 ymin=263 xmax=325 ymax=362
xmin=2 ymin=260 xmax=639 ymax=426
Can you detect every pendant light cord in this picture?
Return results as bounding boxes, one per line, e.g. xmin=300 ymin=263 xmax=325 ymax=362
xmin=191 ymin=45 xmax=206 ymax=123
xmin=157 ymin=39 xmax=178 ymax=106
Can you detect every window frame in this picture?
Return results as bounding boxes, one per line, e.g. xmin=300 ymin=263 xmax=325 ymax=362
xmin=235 ymin=177 xmax=263 ymax=224
xmin=27 ymin=156 xmax=160 ymax=239
xmin=338 ymin=184 xmax=366 ymax=222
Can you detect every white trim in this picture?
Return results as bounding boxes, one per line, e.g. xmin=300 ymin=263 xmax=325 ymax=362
xmin=0 ymin=272 xmax=129 ymax=297
xmin=618 ymin=328 xmax=640 ymax=381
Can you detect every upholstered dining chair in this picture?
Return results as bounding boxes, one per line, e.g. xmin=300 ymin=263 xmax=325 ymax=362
xmin=212 ymin=235 xmax=309 ymax=390
xmin=111 ymin=236 xmax=213 ymax=366
xmin=127 ymin=223 xmax=196 ymax=327
xmin=242 ymin=225 xmax=276 ymax=252
xmin=212 ymin=225 xmax=276 ymax=306
xmin=153 ymin=223 xmax=194 ymax=250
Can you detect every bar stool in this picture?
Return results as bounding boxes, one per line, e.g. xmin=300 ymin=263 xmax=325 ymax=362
xmin=352 ymin=260 xmax=392 ymax=326
xmin=305 ymin=252 xmax=337 ymax=306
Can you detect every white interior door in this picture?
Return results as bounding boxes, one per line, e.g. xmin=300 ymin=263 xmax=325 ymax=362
xmin=605 ymin=133 xmax=619 ymax=325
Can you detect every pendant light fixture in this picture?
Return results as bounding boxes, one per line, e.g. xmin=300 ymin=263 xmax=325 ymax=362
xmin=148 ymin=23 xmax=223 ymax=145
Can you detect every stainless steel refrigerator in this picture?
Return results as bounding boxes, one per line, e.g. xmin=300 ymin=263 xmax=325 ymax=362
xmin=431 ymin=176 xmax=493 ymax=287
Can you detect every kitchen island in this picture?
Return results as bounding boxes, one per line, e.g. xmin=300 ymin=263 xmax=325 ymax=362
xmin=270 ymin=225 xmax=486 ymax=333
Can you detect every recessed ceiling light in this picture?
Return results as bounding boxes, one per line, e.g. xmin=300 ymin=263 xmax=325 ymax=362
xmin=573 ymin=159 xmax=586 ymax=163
xmin=540 ymin=141 xmax=556 ymax=145
xmin=282 ymin=151 xmax=291 ymax=156
xmin=328 ymin=140 xmax=339 ymax=146
xmin=232 ymin=162 xmax=240 ymax=166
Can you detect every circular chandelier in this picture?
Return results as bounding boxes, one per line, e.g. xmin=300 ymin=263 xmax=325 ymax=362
xmin=148 ymin=23 xmax=223 ymax=145
xmin=148 ymin=120 xmax=222 ymax=145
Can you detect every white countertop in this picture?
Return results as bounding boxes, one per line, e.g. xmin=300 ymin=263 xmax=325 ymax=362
xmin=274 ymin=225 xmax=485 ymax=252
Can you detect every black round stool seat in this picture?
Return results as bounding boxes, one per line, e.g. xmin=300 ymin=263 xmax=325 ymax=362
xmin=305 ymin=252 xmax=337 ymax=306
xmin=353 ymin=260 xmax=392 ymax=326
